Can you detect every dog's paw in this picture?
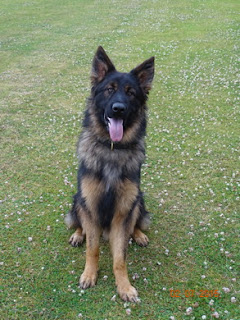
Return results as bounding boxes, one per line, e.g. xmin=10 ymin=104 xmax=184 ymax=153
xmin=117 ymin=284 xmax=139 ymax=302
xmin=133 ymin=232 xmax=149 ymax=247
xmin=79 ymin=271 xmax=97 ymax=289
xmin=69 ymin=233 xmax=84 ymax=247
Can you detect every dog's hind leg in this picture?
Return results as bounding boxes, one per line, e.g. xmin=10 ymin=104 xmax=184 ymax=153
xmin=65 ymin=193 xmax=86 ymax=247
xmin=69 ymin=228 xmax=85 ymax=247
xmin=132 ymin=227 xmax=149 ymax=247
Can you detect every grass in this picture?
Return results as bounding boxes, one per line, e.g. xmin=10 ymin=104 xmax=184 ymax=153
xmin=0 ymin=0 xmax=239 ymax=319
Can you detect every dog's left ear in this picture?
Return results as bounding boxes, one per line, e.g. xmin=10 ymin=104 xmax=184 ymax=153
xmin=91 ymin=46 xmax=116 ymax=86
xmin=131 ymin=57 xmax=155 ymax=94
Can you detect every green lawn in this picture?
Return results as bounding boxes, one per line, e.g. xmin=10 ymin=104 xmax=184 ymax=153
xmin=0 ymin=0 xmax=239 ymax=319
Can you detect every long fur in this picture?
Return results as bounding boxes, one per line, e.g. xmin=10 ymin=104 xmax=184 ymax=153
xmin=65 ymin=46 xmax=154 ymax=302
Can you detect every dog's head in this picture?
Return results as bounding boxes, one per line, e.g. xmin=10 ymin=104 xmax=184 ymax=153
xmin=90 ymin=46 xmax=154 ymax=143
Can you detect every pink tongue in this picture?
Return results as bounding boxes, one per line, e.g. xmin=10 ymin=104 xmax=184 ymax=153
xmin=108 ymin=118 xmax=123 ymax=142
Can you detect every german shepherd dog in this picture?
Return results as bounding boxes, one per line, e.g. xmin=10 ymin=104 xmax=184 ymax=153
xmin=65 ymin=46 xmax=154 ymax=302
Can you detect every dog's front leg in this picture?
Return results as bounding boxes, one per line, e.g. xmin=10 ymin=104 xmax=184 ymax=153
xmin=79 ymin=220 xmax=101 ymax=289
xmin=109 ymin=222 xmax=138 ymax=302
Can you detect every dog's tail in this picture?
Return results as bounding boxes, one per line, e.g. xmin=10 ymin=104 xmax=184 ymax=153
xmin=138 ymin=212 xmax=151 ymax=231
xmin=64 ymin=211 xmax=79 ymax=229
xmin=64 ymin=193 xmax=81 ymax=229
xmin=136 ymin=192 xmax=151 ymax=231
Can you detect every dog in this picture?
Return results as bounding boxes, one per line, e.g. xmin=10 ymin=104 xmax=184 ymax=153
xmin=65 ymin=46 xmax=154 ymax=302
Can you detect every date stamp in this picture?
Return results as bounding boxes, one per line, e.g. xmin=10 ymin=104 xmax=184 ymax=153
xmin=170 ymin=289 xmax=220 ymax=298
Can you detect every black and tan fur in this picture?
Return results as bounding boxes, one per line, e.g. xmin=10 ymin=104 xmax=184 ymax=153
xmin=65 ymin=46 xmax=154 ymax=302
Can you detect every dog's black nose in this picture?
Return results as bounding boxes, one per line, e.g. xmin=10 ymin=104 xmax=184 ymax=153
xmin=112 ymin=102 xmax=126 ymax=114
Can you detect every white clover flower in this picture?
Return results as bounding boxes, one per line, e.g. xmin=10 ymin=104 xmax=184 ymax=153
xmin=165 ymin=249 xmax=169 ymax=255
xmin=132 ymin=273 xmax=139 ymax=280
xmin=186 ymin=307 xmax=193 ymax=315
xmin=126 ymin=308 xmax=131 ymax=315
xmin=209 ymin=299 xmax=214 ymax=306
xmin=111 ymin=295 xmax=116 ymax=301
xmin=212 ymin=311 xmax=219 ymax=318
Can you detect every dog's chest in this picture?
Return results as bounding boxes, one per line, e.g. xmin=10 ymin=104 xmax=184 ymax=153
xmin=101 ymin=159 xmax=125 ymax=191
xmin=78 ymin=134 xmax=145 ymax=190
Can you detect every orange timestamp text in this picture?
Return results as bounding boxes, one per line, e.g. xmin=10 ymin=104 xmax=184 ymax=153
xmin=170 ymin=289 xmax=220 ymax=298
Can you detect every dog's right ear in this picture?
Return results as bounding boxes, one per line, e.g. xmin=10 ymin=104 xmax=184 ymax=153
xmin=91 ymin=46 xmax=116 ymax=86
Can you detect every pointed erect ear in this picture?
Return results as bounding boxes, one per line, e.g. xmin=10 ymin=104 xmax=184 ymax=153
xmin=131 ymin=57 xmax=155 ymax=94
xmin=91 ymin=46 xmax=116 ymax=86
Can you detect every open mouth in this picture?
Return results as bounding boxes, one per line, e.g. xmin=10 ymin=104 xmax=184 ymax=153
xmin=105 ymin=116 xmax=123 ymax=142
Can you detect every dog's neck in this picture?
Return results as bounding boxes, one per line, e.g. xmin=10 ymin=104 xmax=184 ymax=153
xmin=97 ymin=139 xmax=140 ymax=151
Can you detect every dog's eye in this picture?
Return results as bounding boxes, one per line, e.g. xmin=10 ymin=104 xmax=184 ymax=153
xmin=107 ymin=87 xmax=115 ymax=94
xmin=127 ymin=90 xmax=135 ymax=97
